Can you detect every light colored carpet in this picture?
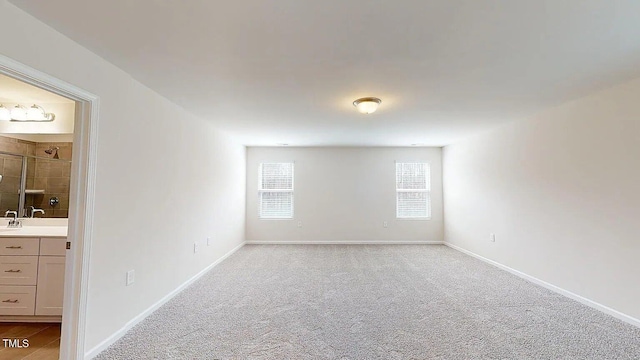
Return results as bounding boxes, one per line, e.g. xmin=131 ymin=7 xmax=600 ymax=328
xmin=95 ymin=245 xmax=640 ymax=359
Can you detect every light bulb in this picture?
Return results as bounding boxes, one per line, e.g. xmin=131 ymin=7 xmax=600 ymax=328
xmin=0 ymin=105 xmax=11 ymax=121
xmin=10 ymin=105 xmax=27 ymax=121
xmin=356 ymin=101 xmax=378 ymax=114
xmin=27 ymin=104 xmax=46 ymax=121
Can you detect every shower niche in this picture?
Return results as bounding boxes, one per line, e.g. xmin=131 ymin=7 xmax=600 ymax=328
xmin=0 ymin=135 xmax=72 ymax=218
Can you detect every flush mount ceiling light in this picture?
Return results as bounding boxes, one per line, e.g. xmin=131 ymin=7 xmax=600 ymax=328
xmin=353 ymin=97 xmax=381 ymax=114
xmin=0 ymin=103 xmax=55 ymax=122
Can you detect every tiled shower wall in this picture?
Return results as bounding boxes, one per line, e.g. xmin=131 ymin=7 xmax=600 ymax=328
xmin=30 ymin=142 xmax=72 ymax=218
xmin=0 ymin=135 xmax=72 ymax=218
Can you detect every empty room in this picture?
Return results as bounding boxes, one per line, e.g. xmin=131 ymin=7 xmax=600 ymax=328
xmin=0 ymin=0 xmax=639 ymax=359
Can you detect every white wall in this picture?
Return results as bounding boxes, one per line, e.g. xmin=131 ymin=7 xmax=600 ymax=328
xmin=443 ymin=77 xmax=640 ymax=321
xmin=247 ymin=147 xmax=443 ymax=243
xmin=0 ymin=1 xmax=246 ymax=355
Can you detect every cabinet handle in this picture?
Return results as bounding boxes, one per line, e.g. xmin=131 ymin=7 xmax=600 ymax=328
xmin=2 ymin=299 xmax=18 ymax=303
xmin=5 ymin=246 xmax=22 ymax=249
xmin=4 ymin=269 xmax=21 ymax=273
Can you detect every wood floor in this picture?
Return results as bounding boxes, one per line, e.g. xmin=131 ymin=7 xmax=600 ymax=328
xmin=0 ymin=323 xmax=60 ymax=360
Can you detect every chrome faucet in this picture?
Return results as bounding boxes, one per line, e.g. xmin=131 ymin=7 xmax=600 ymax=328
xmin=29 ymin=206 xmax=45 ymax=218
xmin=4 ymin=210 xmax=21 ymax=228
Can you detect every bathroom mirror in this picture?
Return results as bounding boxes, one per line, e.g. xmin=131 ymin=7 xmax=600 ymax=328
xmin=0 ymin=135 xmax=72 ymax=218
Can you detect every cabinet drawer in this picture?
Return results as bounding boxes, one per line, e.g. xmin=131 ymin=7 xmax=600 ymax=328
xmin=39 ymin=238 xmax=67 ymax=256
xmin=0 ymin=256 xmax=38 ymax=285
xmin=0 ymin=285 xmax=36 ymax=316
xmin=0 ymin=238 xmax=39 ymax=256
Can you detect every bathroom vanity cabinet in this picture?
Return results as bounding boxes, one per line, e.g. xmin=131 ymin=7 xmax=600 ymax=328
xmin=0 ymin=236 xmax=67 ymax=321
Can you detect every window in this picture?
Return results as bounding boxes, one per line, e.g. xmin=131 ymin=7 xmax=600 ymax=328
xmin=259 ymin=163 xmax=294 ymax=219
xmin=396 ymin=162 xmax=430 ymax=219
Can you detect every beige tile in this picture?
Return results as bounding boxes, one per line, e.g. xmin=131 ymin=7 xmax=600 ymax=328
xmin=0 ymin=135 xmax=17 ymax=144
xmin=51 ymin=168 xmax=64 ymax=178
xmin=36 ymin=160 xmax=52 ymax=169
xmin=0 ymin=175 xmax=21 ymax=194
xmin=34 ymin=166 xmax=45 ymax=178
xmin=24 ymin=197 xmax=35 ymax=208
xmin=34 ymin=195 xmax=49 ymax=210
xmin=0 ymin=196 xmax=19 ymax=212
xmin=16 ymin=138 xmax=36 ymax=146
xmin=0 ymin=141 xmax=28 ymax=156
xmin=47 ymin=177 xmax=69 ymax=187
xmin=47 ymin=183 xmax=69 ymax=194
xmin=57 ymin=148 xmax=72 ymax=160
xmin=3 ymin=158 xmax=23 ymax=177
xmin=51 ymin=209 xmax=68 ymax=218
xmin=62 ymin=162 xmax=72 ymax=177
xmin=27 ymin=168 xmax=35 ymax=179
xmin=34 ymin=178 xmax=47 ymax=189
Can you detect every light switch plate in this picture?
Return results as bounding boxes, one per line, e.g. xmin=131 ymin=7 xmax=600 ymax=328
xmin=194 ymin=242 xmax=199 ymax=253
xmin=207 ymin=237 xmax=212 ymax=246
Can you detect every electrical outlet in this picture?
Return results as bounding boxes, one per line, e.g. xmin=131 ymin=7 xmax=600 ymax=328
xmin=207 ymin=237 xmax=212 ymax=246
xmin=490 ymin=233 xmax=496 ymax=242
xmin=297 ymin=221 xmax=302 ymax=228
xmin=126 ymin=270 xmax=135 ymax=286
xmin=194 ymin=241 xmax=199 ymax=253
xmin=383 ymin=221 xmax=388 ymax=228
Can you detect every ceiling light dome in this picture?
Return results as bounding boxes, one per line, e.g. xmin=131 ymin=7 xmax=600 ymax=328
xmin=353 ymin=97 xmax=381 ymax=114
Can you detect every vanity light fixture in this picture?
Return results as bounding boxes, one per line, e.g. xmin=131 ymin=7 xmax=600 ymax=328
xmin=0 ymin=103 xmax=55 ymax=121
xmin=353 ymin=97 xmax=382 ymax=114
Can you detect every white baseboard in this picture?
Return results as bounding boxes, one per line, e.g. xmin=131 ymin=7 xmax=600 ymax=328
xmin=84 ymin=241 xmax=246 ymax=359
xmin=246 ymin=240 xmax=444 ymax=245
xmin=444 ymin=242 xmax=640 ymax=329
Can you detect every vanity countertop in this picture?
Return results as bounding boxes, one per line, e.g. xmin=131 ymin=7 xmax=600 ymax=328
xmin=0 ymin=226 xmax=68 ymax=238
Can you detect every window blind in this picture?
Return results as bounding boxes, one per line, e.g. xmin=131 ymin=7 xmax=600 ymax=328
xmin=259 ymin=163 xmax=294 ymax=219
xmin=396 ymin=162 xmax=430 ymax=219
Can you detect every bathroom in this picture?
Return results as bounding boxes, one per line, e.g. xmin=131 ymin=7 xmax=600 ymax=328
xmin=0 ymin=72 xmax=74 ymax=356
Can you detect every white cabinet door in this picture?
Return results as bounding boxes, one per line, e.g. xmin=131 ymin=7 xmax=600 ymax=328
xmin=35 ymin=256 xmax=65 ymax=316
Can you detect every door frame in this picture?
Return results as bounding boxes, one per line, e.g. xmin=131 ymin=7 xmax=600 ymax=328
xmin=0 ymin=54 xmax=99 ymax=360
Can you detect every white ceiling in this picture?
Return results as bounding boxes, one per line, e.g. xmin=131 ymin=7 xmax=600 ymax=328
xmin=11 ymin=0 xmax=640 ymax=146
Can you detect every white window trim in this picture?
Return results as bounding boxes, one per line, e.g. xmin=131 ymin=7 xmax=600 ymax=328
xmin=258 ymin=163 xmax=294 ymax=219
xmin=395 ymin=162 xmax=431 ymax=220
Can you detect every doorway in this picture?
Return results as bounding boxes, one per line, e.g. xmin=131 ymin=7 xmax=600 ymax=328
xmin=0 ymin=54 xmax=98 ymax=359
